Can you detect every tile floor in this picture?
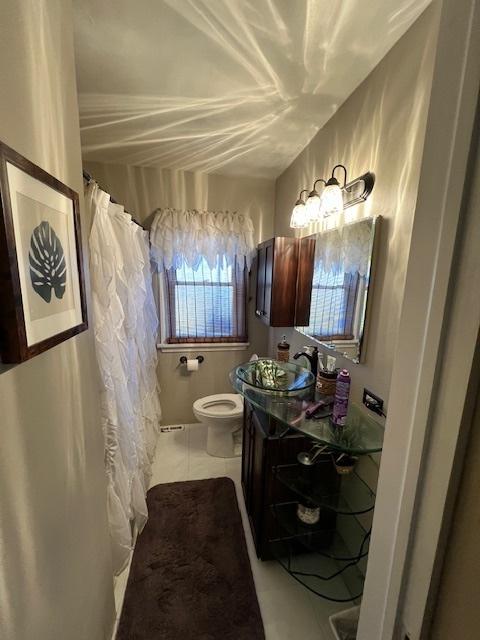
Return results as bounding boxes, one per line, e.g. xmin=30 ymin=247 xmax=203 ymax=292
xmin=114 ymin=423 xmax=348 ymax=639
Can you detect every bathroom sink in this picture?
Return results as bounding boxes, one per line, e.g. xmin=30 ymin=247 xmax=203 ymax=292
xmin=234 ymin=359 xmax=315 ymax=395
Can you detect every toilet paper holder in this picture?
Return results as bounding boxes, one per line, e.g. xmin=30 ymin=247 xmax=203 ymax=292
xmin=179 ymin=355 xmax=204 ymax=365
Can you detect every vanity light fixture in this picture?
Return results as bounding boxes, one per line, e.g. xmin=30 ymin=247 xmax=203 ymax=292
xmin=289 ymin=189 xmax=309 ymax=228
xmin=342 ymin=171 xmax=375 ymax=208
xmin=291 ymin=168 xmax=375 ymax=228
xmin=320 ymin=164 xmax=347 ymax=217
xmin=305 ymin=178 xmax=326 ymax=223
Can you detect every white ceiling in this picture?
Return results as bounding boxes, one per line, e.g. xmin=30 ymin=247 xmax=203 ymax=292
xmin=74 ymin=0 xmax=431 ymax=179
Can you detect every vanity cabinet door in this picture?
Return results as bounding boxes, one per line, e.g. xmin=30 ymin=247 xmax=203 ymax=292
xmin=241 ymin=402 xmax=266 ymax=553
xmin=241 ymin=402 xmax=311 ymax=560
xmin=249 ymin=410 xmax=267 ymax=552
xmin=241 ymin=402 xmax=254 ymax=509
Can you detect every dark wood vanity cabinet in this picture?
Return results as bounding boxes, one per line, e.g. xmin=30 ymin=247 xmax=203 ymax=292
xmin=241 ymin=401 xmax=311 ymax=559
xmin=255 ymin=236 xmax=315 ymax=327
xmin=240 ymin=398 xmax=379 ymax=600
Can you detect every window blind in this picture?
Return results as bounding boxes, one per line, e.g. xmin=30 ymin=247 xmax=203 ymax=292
xmin=307 ymin=267 xmax=360 ymax=340
xmin=164 ymin=256 xmax=247 ymax=343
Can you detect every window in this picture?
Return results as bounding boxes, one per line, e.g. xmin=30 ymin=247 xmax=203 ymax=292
xmin=164 ymin=256 xmax=247 ymax=343
xmin=307 ymin=264 xmax=361 ymax=340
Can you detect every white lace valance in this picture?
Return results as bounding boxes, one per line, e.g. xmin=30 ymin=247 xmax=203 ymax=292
xmin=315 ymin=218 xmax=374 ymax=277
xmin=150 ymin=208 xmax=255 ymax=271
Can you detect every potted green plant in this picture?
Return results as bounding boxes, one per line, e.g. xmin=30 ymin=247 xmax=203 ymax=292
xmin=330 ymin=425 xmax=359 ymax=475
xmin=333 ymin=452 xmax=357 ymax=475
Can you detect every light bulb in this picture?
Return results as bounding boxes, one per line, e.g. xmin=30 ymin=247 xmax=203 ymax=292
xmin=320 ymin=180 xmax=344 ymax=217
xmin=305 ymin=191 xmax=321 ymax=222
xmin=290 ymin=201 xmax=308 ymax=228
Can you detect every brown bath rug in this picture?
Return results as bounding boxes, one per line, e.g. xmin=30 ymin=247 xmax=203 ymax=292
xmin=116 ymin=477 xmax=265 ymax=640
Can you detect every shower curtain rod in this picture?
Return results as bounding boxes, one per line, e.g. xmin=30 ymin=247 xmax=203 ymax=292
xmin=82 ymin=169 xmax=146 ymax=230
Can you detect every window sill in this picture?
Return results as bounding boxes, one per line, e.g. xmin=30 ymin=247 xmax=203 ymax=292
xmin=157 ymin=342 xmax=250 ymax=353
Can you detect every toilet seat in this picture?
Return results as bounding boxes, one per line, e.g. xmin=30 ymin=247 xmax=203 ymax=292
xmin=193 ymin=393 xmax=243 ymax=419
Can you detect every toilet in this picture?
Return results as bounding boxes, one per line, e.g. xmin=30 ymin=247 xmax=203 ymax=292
xmin=193 ymin=393 xmax=244 ymax=458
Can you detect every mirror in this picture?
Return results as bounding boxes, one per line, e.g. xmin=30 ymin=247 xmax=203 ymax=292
xmin=296 ymin=216 xmax=379 ymax=363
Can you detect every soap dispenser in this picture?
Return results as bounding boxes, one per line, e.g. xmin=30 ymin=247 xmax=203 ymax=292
xmin=277 ymin=335 xmax=290 ymax=362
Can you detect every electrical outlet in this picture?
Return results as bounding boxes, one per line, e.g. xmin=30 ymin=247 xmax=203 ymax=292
xmin=362 ymin=388 xmax=385 ymax=416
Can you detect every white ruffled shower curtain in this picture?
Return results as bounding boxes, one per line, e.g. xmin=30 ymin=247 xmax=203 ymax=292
xmin=86 ymin=183 xmax=161 ymax=575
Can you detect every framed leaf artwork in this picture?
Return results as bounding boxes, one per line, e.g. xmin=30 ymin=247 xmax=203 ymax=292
xmin=0 ymin=141 xmax=87 ymax=363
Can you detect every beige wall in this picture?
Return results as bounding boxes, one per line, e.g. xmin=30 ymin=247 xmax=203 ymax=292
xmin=429 ymin=381 xmax=480 ymax=640
xmin=0 ymin=2 xmax=115 ymax=639
xmin=395 ymin=35 xmax=480 ymax=632
xmin=84 ymin=161 xmax=275 ymax=424
xmin=84 ymin=7 xmax=438 ymax=427
xmin=270 ymin=6 xmax=439 ymax=417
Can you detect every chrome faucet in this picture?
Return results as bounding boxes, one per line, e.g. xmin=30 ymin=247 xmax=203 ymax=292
xmin=293 ymin=346 xmax=319 ymax=378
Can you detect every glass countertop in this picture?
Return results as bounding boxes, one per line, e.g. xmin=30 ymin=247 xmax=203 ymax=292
xmin=230 ymin=370 xmax=384 ymax=454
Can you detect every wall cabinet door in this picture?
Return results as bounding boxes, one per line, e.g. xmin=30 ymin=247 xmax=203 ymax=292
xmin=255 ymin=243 xmax=267 ymax=320
xmin=263 ymin=240 xmax=274 ymax=322
xmin=255 ymin=236 xmax=314 ymax=327
xmin=295 ymin=237 xmax=316 ymax=326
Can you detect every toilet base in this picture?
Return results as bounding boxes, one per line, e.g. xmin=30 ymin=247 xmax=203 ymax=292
xmin=206 ymin=424 xmax=242 ymax=458
xmin=192 ymin=393 xmax=244 ymax=458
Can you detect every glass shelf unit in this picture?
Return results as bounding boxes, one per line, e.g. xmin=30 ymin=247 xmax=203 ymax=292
xmin=230 ymin=370 xmax=384 ymax=454
xmin=271 ymin=538 xmax=365 ymax=603
xmin=267 ymin=454 xmax=375 ymax=602
xmin=274 ymin=462 xmax=376 ymax=515
xmin=271 ymin=502 xmax=371 ymax=561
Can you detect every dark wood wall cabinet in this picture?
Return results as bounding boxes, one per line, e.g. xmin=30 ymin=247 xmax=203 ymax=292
xmin=255 ymin=236 xmax=315 ymax=327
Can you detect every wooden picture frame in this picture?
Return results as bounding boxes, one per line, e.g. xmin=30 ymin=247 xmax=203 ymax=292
xmin=0 ymin=141 xmax=87 ymax=363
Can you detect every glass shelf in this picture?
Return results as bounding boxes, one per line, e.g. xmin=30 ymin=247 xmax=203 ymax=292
xmin=271 ymin=502 xmax=371 ymax=561
xmin=271 ymin=538 xmax=365 ymax=603
xmin=274 ymin=462 xmax=376 ymax=515
xmin=230 ymin=370 xmax=384 ymax=454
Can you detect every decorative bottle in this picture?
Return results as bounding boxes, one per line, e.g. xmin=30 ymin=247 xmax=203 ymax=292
xmin=332 ymin=369 xmax=351 ymax=426
xmin=277 ymin=335 xmax=290 ymax=362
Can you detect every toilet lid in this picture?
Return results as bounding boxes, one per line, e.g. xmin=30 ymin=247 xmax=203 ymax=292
xmin=193 ymin=393 xmax=243 ymax=418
